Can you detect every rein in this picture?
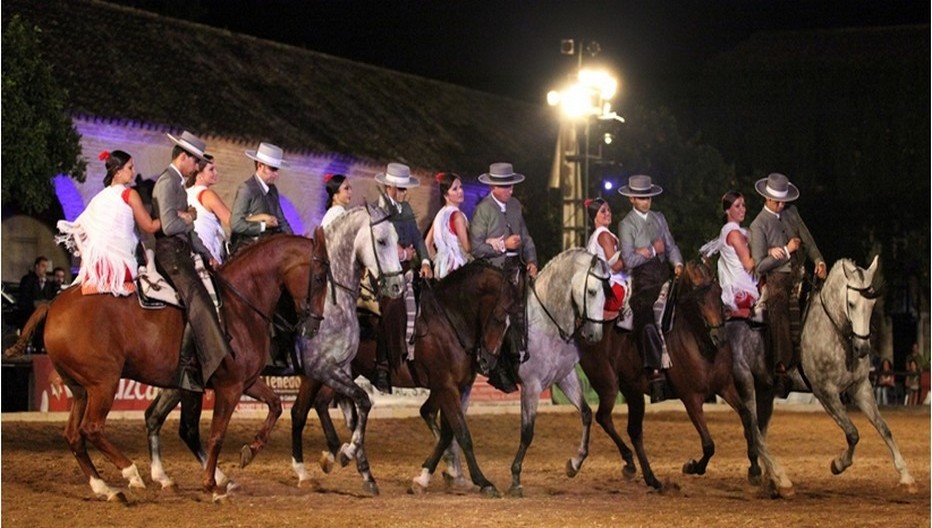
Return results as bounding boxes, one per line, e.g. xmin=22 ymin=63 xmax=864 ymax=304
xmin=325 ymin=207 xmax=403 ymax=304
xmin=818 ymin=277 xmax=883 ymax=344
xmin=531 ymin=255 xmax=611 ymax=343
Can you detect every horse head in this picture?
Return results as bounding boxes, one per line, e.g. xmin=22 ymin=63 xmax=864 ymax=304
xmin=832 ymin=255 xmax=882 ymax=357
xmin=680 ymin=260 xmax=726 ymax=350
xmin=471 ymin=265 xmax=517 ymax=374
xmin=358 ymin=203 xmax=404 ymax=299
xmin=572 ymin=254 xmax=610 ymax=344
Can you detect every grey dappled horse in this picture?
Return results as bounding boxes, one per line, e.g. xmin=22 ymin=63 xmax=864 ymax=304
xmin=726 ymin=320 xmax=794 ymax=496
xmin=144 ymin=205 xmax=403 ymax=497
xmin=800 ymin=256 xmax=917 ymax=492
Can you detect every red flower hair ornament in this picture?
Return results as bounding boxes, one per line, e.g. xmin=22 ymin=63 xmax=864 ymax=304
xmin=434 ymin=172 xmax=445 ymax=184
xmin=323 ymin=173 xmax=334 ymax=183
xmin=98 ymin=150 xmax=111 ymax=161
xmin=583 ymin=198 xmax=594 ymax=208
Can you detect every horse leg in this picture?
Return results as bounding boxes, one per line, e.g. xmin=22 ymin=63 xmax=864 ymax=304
xmin=429 ymin=386 xmax=499 ymax=497
xmin=315 ymin=388 xmax=345 ymax=475
xmin=556 ymin=370 xmax=592 ymax=479
xmin=144 ymin=387 xmax=183 ymax=490
xmin=419 ymin=392 xmax=467 ymax=488
xmin=291 ymin=375 xmax=320 ymax=484
xmin=201 ymin=384 xmax=243 ymax=501
xmin=239 ymin=378 xmax=283 ymax=469
xmin=411 ymin=407 xmax=457 ymax=494
xmin=508 ymin=379 xmax=542 ymax=497
xmin=62 ymin=383 xmax=123 ymax=501
xmin=848 ymin=378 xmax=917 ymax=492
xmin=621 ymin=384 xmax=662 ymax=490
xmin=80 ymin=382 xmax=146 ymax=498
xmin=680 ymin=393 xmax=715 ymax=475
xmin=324 ymin=369 xmax=379 ymax=496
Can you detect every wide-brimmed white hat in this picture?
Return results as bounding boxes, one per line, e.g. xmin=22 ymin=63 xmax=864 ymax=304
xmin=167 ymin=130 xmax=209 ymax=161
xmin=618 ymin=174 xmax=663 ymax=197
xmin=245 ymin=142 xmax=289 ymax=169
xmin=478 ymin=162 xmax=525 ymax=185
xmin=754 ymin=173 xmax=799 ymax=202
xmin=375 ymin=162 xmax=420 ymax=188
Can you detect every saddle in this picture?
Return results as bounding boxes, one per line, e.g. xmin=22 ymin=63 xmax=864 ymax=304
xmin=135 ymin=248 xmax=222 ymax=312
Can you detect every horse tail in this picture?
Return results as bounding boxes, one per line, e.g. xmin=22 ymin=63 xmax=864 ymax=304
xmin=4 ymin=302 xmax=50 ymax=359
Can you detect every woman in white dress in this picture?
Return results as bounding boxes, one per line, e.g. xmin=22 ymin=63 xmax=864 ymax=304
xmin=585 ymin=197 xmax=628 ymax=320
xmin=57 ymin=150 xmax=162 ymax=296
xmin=320 ymin=173 xmax=352 ymax=228
xmin=425 ymin=172 xmax=470 ymax=279
xmin=700 ymin=191 xmax=783 ymax=318
xmin=185 ymin=154 xmax=231 ymax=264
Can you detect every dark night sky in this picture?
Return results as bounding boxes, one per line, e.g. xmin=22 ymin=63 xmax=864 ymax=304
xmin=115 ymin=0 xmax=928 ymax=104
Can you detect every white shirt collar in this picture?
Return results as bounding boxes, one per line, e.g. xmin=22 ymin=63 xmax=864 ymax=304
xmin=764 ymin=204 xmax=781 ymax=219
xmin=634 ymin=209 xmax=650 ymax=221
xmin=169 ymin=163 xmax=185 ymax=184
xmin=491 ymin=194 xmax=507 ymax=212
xmin=254 ymin=174 xmax=269 ymax=194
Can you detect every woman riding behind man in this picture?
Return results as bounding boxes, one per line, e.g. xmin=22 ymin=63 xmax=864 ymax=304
xmin=185 ymin=154 xmax=231 ymax=264
xmin=584 ymin=197 xmax=629 ymax=321
xmin=425 ymin=172 xmax=471 ymax=279
xmin=57 ymin=150 xmax=162 ymax=296
xmin=320 ymin=173 xmax=352 ymax=228
xmin=701 ymin=191 xmax=785 ymax=319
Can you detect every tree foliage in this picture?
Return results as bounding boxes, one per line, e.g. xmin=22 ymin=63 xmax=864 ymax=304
xmin=2 ymin=15 xmax=85 ymax=214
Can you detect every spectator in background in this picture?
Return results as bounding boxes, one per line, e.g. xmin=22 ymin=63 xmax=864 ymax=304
xmin=905 ymin=357 xmax=921 ymax=405
xmin=874 ymin=358 xmax=895 ymax=406
xmin=14 ymin=257 xmax=51 ymax=330
xmin=47 ymin=267 xmax=68 ymax=297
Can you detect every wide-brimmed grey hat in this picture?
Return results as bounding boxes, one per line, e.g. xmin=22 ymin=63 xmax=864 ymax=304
xmin=245 ymin=142 xmax=289 ymax=169
xmin=618 ymin=174 xmax=663 ymax=197
xmin=478 ymin=162 xmax=525 ymax=185
xmin=375 ymin=162 xmax=420 ymax=188
xmin=167 ymin=130 xmax=209 ymax=161
xmin=754 ymin=173 xmax=799 ymax=202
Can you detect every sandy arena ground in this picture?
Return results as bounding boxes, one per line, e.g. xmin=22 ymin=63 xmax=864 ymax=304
xmin=2 ymin=403 xmax=928 ymax=527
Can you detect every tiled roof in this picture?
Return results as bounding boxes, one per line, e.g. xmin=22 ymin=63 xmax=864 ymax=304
xmin=4 ymin=0 xmax=557 ymax=177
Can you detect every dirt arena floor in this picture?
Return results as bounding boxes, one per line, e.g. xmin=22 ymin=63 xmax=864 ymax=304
xmin=2 ymin=404 xmax=928 ymax=527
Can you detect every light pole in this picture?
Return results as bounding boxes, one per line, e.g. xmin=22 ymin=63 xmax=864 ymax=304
xmin=547 ymin=40 xmax=622 ymax=249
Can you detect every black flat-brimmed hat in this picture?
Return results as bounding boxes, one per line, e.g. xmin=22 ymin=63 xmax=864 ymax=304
xmin=618 ymin=174 xmax=663 ymax=197
xmin=375 ymin=162 xmax=420 ymax=188
xmin=754 ymin=173 xmax=799 ymax=202
xmin=167 ymin=131 xmax=209 ymax=161
xmin=478 ymin=162 xmax=525 ymax=186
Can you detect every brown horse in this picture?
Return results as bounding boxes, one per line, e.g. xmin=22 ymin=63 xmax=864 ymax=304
xmin=16 ymin=232 xmax=330 ymax=502
xmin=577 ymin=260 xmax=746 ymax=490
xmin=290 ymin=261 xmax=517 ymax=497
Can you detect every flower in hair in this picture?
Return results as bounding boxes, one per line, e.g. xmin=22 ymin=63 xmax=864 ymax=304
xmin=584 ymin=198 xmax=594 ymax=208
xmin=98 ymin=150 xmax=111 ymax=161
xmin=323 ymin=173 xmax=334 ymax=183
xmin=435 ymin=172 xmax=445 ymax=184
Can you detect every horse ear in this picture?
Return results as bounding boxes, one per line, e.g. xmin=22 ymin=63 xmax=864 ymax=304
xmin=842 ymin=259 xmax=856 ymax=280
xmin=866 ymin=254 xmax=880 ymax=274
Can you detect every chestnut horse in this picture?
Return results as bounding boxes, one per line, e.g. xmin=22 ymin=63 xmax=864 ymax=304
xmin=290 ymin=261 xmax=517 ymax=497
xmin=576 ymin=260 xmax=744 ymax=491
xmin=20 ymin=232 xmax=330 ymax=502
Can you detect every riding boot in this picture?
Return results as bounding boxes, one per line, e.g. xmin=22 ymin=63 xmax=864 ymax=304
xmin=176 ymin=323 xmax=204 ymax=393
xmin=642 ymin=324 xmax=668 ymax=403
xmin=373 ymin=338 xmax=393 ymax=394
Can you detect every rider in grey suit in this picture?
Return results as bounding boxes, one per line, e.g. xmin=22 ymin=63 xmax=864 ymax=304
xmin=151 ymin=131 xmax=231 ymax=392
xmin=230 ymin=143 xmax=293 ymax=255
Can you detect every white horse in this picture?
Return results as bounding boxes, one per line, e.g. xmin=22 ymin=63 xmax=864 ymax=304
xmin=507 ymin=249 xmax=609 ymax=496
xmin=800 ymin=256 xmax=917 ymax=492
xmin=292 ymin=204 xmax=404 ymax=496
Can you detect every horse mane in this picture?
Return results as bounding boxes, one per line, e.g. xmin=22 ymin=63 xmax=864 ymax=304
xmin=221 ymin=233 xmax=308 ymax=279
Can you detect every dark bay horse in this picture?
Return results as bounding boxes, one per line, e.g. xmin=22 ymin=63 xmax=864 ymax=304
xmin=577 ymin=260 xmax=746 ymax=491
xmin=290 ymin=261 xmax=517 ymax=496
xmin=19 ymin=232 xmax=329 ymax=502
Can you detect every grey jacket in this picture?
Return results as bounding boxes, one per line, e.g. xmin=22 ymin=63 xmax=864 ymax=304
xmin=152 ymin=166 xmax=211 ymax=258
xmin=469 ymin=194 xmax=537 ymax=265
xmin=230 ymin=174 xmax=293 ymax=244
xmin=617 ymin=209 xmax=683 ymax=272
xmin=749 ymin=204 xmax=823 ymax=275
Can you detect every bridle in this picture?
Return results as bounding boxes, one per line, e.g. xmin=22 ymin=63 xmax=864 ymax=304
xmin=532 ymin=254 xmax=612 ymax=343
xmin=818 ymin=272 xmax=884 ymax=343
xmin=328 ymin=205 xmax=404 ymax=302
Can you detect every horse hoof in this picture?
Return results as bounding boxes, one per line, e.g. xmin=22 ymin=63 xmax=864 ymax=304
xmin=362 ymin=480 xmax=379 ymax=497
xmin=508 ymin=485 xmax=524 ymax=498
xmin=565 ymin=459 xmax=579 ymax=478
xmin=407 ymin=482 xmax=427 ymax=495
xmin=212 ymin=492 xmax=230 ymax=504
xmin=240 ymin=445 xmax=255 ymax=469
xmin=297 ymin=477 xmax=317 ymax=490
xmin=108 ymin=491 xmax=128 ymax=504
xmin=480 ymin=485 xmax=502 ymax=498
xmin=159 ymin=480 xmax=177 ymax=493
xmin=338 ymin=444 xmax=354 ymax=467
xmin=319 ymin=451 xmax=335 ymax=474
xmin=441 ymin=472 xmax=468 ymax=490
xmin=622 ymin=464 xmax=637 ymax=480
xmin=748 ymin=469 xmax=762 ymax=486
xmin=776 ymin=485 xmax=796 ymax=499
xmin=830 ymin=459 xmax=844 ymax=475
xmin=225 ymin=480 xmax=240 ymax=493
xmin=682 ymin=460 xmax=698 ymax=474
xmin=898 ymin=480 xmax=919 ymax=494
